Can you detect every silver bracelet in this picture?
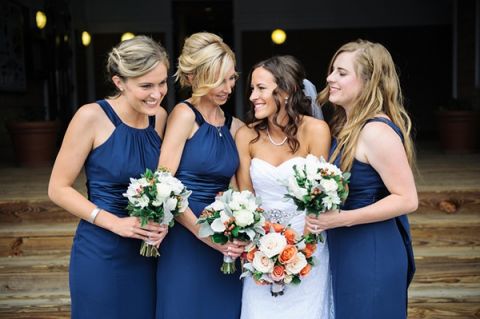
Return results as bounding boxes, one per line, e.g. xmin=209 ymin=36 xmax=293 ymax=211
xmin=88 ymin=207 xmax=102 ymax=224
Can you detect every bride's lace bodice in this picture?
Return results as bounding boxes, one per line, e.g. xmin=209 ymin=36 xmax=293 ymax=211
xmin=241 ymin=157 xmax=334 ymax=319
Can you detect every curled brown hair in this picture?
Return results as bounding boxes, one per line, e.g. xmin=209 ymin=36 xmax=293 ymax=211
xmin=246 ymin=55 xmax=311 ymax=153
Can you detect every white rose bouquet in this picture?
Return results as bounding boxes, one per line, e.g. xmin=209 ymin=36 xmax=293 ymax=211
xmin=240 ymin=222 xmax=317 ymax=297
xmin=284 ymin=154 xmax=350 ymax=243
xmin=123 ymin=168 xmax=192 ymax=257
xmin=197 ymin=189 xmax=265 ymax=274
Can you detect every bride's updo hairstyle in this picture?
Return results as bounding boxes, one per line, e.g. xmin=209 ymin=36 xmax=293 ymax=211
xmin=175 ymin=32 xmax=237 ymax=104
xmin=247 ymin=55 xmax=312 ymax=153
xmin=106 ymin=35 xmax=169 ymax=97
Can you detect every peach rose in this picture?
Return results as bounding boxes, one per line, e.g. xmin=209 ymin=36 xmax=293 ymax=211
xmin=271 ymin=265 xmax=285 ymax=281
xmin=278 ymin=245 xmax=298 ymax=264
xmin=300 ymin=263 xmax=312 ymax=276
xmin=272 ymin=223 xmax=285 ymax=233
xmin=303 ymin=243 xmax=317 ymax=258
xmin=246 ymin=247 xmax=257 ymax=262
xmin=283 ymin=228 xmax=297 ymax=245
xmin=263 ymin=221 xmax=272 ymax=233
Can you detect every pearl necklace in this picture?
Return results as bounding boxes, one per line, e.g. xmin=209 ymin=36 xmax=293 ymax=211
xmin=266 ymin=128 xmax=287 ymax=146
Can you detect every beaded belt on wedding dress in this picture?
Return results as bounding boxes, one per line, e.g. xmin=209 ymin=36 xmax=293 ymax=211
xmin=264 ymin=208 xmax=304 ymax=225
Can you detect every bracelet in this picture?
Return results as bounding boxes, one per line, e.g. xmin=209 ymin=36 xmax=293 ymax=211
xmin=88 ymin=207 xmax=102 ymax=224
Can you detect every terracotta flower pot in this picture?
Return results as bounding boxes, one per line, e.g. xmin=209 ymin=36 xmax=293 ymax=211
xmin=6 ymin=120 xmax=60 ymax=167
xmin=436 ymin=111 xmax=480 ymax=153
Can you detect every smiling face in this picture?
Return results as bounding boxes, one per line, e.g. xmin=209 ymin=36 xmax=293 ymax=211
xmin=326 ymin=51 xmax=364 ymax=112
xmin=250 ymin=67 xmax=287 ymax=120
xmin=201 ymin=63 xmax=237 ymax=107
xmin=114 ymin=62 xmax=168 ymax=116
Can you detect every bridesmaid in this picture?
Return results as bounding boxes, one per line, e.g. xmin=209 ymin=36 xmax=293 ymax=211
xmin=306 ymin=39 xmax=418 ymax=319
xmin=48 ymin=36 xmax=170 ymax=318
xmin=156 ymin=32 xmax=245 ymax=319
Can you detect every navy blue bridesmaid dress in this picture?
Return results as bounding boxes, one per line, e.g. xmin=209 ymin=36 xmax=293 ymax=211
xmin=69 ymin=100 xmax=161 ymax=319
xmin=328 ymin=117 xmax=415 ymax=319
xmin=156 ymin=101 xmax=241 ymax=319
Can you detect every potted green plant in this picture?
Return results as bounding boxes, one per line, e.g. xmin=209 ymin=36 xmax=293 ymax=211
xmin=6 ymin=105 xmax=60 ymax=167
xmin=436 ymin=92 xmax=480 ymax=153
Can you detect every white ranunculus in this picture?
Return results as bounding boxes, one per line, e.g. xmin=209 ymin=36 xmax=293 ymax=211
xmin=233 ymin=209 xmax=254 ymax=227
xmin=156 ymin=183 xmax=172 ymax=201
xmin=285 ymin=252 xmax=308 ymax=275
xmin=210 ymin=199 xmax=225 ymax=212
xmin=164 ymin=197 xmax=178 ymax=211
xmin=228 ymin=197 xmax=241 ymax=211
xmin=288 ymin=177 xmax=308 ymax=200
xmin=252 ymin=251 xmax=275 ymax=273
xmin=320 ymin=178 xmax=338 ymax=193
xmin=259 ymin=232 xmax=287 ymax=258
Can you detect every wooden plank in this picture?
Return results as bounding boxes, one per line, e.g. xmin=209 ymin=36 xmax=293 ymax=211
xmin=0 ymin=236 xmax=72 ymax=257
xmin=408 ymin=302 xmax=480 ymax=319
xmin=0 ymin=272 xmax=69 ymax=293
xmin=0 ymin=255 xmax=69 ymax=273
xmin=412 ymin=226 xmax=480 ymax=248
xmin=412 ymin=259 xmax=480 ymax=284
xmin=416 ymin=191 xmax=480 ymax=214
xmin=0 ymin=201 xmax=78 ymax=224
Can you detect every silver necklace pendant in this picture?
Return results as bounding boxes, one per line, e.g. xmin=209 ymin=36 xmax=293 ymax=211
xmin=266 ymin=128 xmax=287 ymax=146
xmin=216 ymin=126 xmax=223 ymax=137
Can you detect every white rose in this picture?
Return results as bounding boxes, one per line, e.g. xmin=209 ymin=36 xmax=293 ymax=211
xmin=285 ymin=252 xmax=308 ymax=275
xmin=320 ymin=178 xmax=338 ymax=193
xmin=233 ymin=209 xmax=254 ymax=227
xmin=318 ymin=160 xmax=343 ymax=176
xmin=259 ymin=232 xmax=287 ymax=258
xmin=156 ymin=183 xmax=172 ymax=201
xmin=252 ymin=251 xmax=274 ymax=273
xmin=283 ymin=274 xmax=293 ymax=284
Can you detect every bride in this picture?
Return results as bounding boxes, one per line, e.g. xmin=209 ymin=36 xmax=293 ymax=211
xmin=235 ymin=55 xmax=334 ymax=319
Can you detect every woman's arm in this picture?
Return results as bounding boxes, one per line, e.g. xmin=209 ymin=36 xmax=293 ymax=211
xmin=48 ymin=104 xmax=165 ymax=241
xmin=306 ymin=121 xmax=418 ymax=231
xmin=305 ymin=117 xmax=331 ymax=159
xmin=235 ymin=125 xmax=254 ymax=192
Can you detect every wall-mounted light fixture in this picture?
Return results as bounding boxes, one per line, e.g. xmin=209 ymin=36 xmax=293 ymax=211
xmin=121 ymin=32 xmax=135 ymax=42
xmin=36 ymin=11 xmax=47 ymax=30
xmin=81 ymin=31 xmax=91 ymax=47
xmin=271 ymin=29 xmax=286 ymax=45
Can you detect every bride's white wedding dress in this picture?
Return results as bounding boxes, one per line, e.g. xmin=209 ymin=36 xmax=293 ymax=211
xmin=241 ymin=157 xmax=334 ymax=319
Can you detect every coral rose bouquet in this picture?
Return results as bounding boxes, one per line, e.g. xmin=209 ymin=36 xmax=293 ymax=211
xmin=197 ymin=189 xmax=266 ymax=274
xmin=284 ymin=154 xmax=350 ymax=243
xmin=123 ymin=168 xmax=192 ymax=257
xmin=241 ymin=222 xmax=317 ymax=297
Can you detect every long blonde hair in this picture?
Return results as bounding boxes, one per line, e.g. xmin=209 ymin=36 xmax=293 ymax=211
xmin=175 ymin=32 xmax=237 ymax=104
xmin=317 ymin=39 xmax=415 ymax=172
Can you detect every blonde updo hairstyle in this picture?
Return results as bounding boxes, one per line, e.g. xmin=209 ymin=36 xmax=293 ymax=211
xmin=106 ymin=35 xmax=169 ymax=97
xmin=175 ymin=32 xmax=237 ymax=104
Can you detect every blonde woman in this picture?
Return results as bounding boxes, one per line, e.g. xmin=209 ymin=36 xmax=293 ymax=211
xmin=307 ymin=39 xmax=418 ymax=319
xmin=155 ymin=32 xmax=245 ymax=319
xmin=48 ymin=36 xmax=169 ymax=318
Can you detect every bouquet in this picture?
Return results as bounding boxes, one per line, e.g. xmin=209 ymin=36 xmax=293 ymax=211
xmin=197 ymin=189 xmax=266 ymax=274
xmin=284 ymin=154 xmax=350 ymax=243
xmin=123 ymin=168 xmax=192 ymax=257
xmin=240 ymin=222 xmax=317 ymax=297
